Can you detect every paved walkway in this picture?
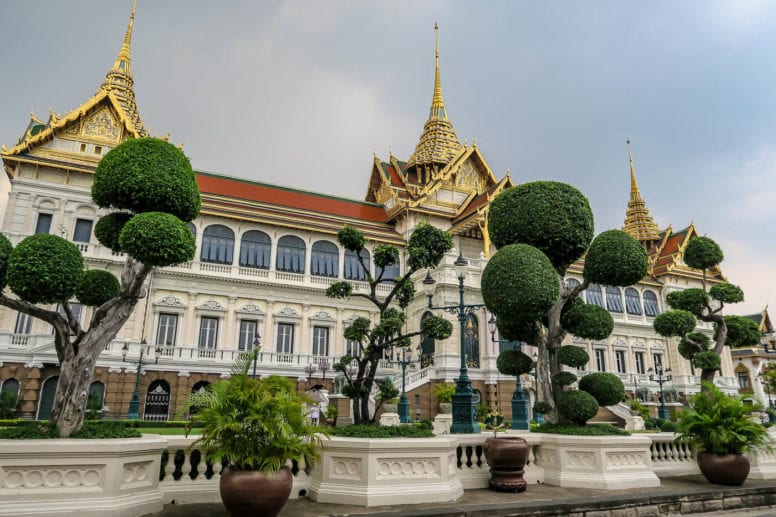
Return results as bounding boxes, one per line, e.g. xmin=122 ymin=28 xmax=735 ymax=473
xmin=150 ymin=476 xmax=776 ymax=516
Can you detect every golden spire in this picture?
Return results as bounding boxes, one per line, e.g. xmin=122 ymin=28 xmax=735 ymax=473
xmin=406 ymin=23 xmax=462 ymax=172
xmin=622 ymin=138 xmax=661 ymax=244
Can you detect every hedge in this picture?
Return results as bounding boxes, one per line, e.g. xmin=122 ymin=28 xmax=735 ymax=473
xmin=583 ymin=229 xmax=648 ymax=287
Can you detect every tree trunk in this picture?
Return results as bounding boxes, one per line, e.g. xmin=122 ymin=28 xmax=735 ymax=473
xmin=50 ymin=353 xmax=94 ymax=437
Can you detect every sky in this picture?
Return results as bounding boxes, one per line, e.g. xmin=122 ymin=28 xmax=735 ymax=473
xmin=0 ymin=1 xmax=774 ymax=316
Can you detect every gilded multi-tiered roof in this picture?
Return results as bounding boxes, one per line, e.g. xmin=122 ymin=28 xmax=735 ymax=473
xmin=622 ymin=139 xmax=661 ymax=244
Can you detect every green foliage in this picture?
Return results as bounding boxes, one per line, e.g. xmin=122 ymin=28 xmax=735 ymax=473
xmin=556 ymin=390 xmax=600 ymax=425
xmin=326 ymin=281 xmax=353 ymax=299
xmin=375 ymin=378 xmax=399 ymax=403
xmin=678 ymin=332 xmax=712 ymax=360
xmin=433 ymin=383 xmax=456 ymax=403
xmin=373 ymin=244 xmax=399 ymax=270
xmin=406 ymin=222 xmax=454 ymax=271
xmin=0 ymin=392 xmax=19 ymax=419
xmin=325 ymin=404 xmax=338 ymax=420
xmin=395 ymin=280 xmax=415 ymax=308
xmin=552 ymin=371 xmax=578 ymax=387
xmin=343 ymin=317 xmax=371 ymax=342
xmin=8 ymin=234 xmax=83 ymax=304
xmin=93 ymin=137 xmax=201 ymax=222
xmin=557 ymin=345 xmax=589 ymax=368
xmin=337 ymin=225 xmax=366 ymax=252
xmin=583 ymin=230 xmax=648 ymax=286
xmin=329 ymin=423 xmax=434 ymax=438
xmin=371 ymin=308 xmax=405 ymax=341
xmin=653 ymin=310 xmax=697 ymax=337
xmin=675 ymin=382 xmax=770 ymax=454
xmin=482 ymin=243 xmax=560 ymax=321
xmin=181 ymin=351 xmax=325 ymax=473
xmin=420 ymin=314 xmax=453 ymax=340
xmin=692 ymin=350 xmax=722 ymax=370
xmin=94 ymin=212 xmax=133 ymax=252
xmin=627 ymin=399 xmax=650 ymax=421
xmin=560 ymin=301 xmax=614 ymax=340
xmin=76 ymin=269 xmax=121 ymax=307
xmin=533 ymin=401 xmax=552 ymax=415
xmin=661 ymin=421 xmax=677 ymax=433
xmin=496 ymin=316 xmax=539 ymax=343
xmin=532 ymin=422 xmax=629 ymax=436
xmin=496 ymin=349 xmax=534 ymax=376
xmin=477 ymin=403 xmax=492 ymax=422
xmin=487 ymin=181 xmax=594 ymax=270
xmin=666 ymin=289 xmax=708 ymax=317
xmin=0 ymin=233 xmax=13 ymax=289
xmin=718 ymin=315 xmax=761 ymax=348
xmin=709 ymin=283 xmax=744 ymax=304
xmin=119 ymin=212 xmax=196 ymax=267
xmin=683 ymin=236 xmax=723 ymax=271
xmin=579 ymin=372 xmax=626 ymax=406
xmin=0 ymin=421 xmax=141 ymax=439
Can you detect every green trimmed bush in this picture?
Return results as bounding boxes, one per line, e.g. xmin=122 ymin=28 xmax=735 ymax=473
xmin=94 ymin=212 xmax=133 ymax=252
xmin=683 ymin=236 xmax=723 ymax=270
xmin=93 ymin=137 xmax=201 ymax=222
xmin=552 ymin=371 xmax=578 ymax=387
xmin=692 ymin=350 xmax=721 ymax=370
xmin=8 ymin=234 xmax=83 ymax=304
xmin=497 ymin=349 xmax=534 ymax=376
xmin=532 ymin=422 xmax=628 ymax=436
xmin=76 ymin=270 xmax=121 ymax=307
xmin=119 ymin=212 xmax=196 ymax=267
xmin=337 ymin=225 xmax=366 ymax=252
xmin=583 ymin=230 xmax=648 ymax=286
xmin=557 ymin=345 xmax=589 ymax=368
xmin=653 ymin=310 xmax=697 ymax=337
xmin=0 ymin=421 xmax=141 ymax=439
xmin=660 ymin=421 xmax=677 ymax=433
xmin=406 ymin=222 xmax=454 ymax=271
xmin=496 ymin=316 xmax=540 ymax=343
xmin=709 ymin=283 xmax=744 ymax=304
xmin=482 ymin=243 xmax=560 ymax=321
xmin=666 ymin=289 xmax=708 ymax=316
xmin=329 ymin=423 xmax=434 ymax=438
xmin=560 ymin=302 xmax=614 ymax=340
xmin=718 ymin=315 xmax=761 ymax=348
xmin=0 ymin=233 xmax=13 ymax=288
xmin=678 ymin=332 xmax=711 ymax=360
xmin=579 ymin=372 xmax=626 ymax=406
xmin=557 ymin=390 xmax=599 ymax=425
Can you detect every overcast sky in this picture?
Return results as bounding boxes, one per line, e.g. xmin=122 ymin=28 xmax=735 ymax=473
xmin=1 ymin=1 xmax=774 ymax=316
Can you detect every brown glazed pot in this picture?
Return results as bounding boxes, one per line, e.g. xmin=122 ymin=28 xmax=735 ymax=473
xmin=483 ymin=436 xmax=530 ymax=492
xmin=219 ymin=466 xmax=293 ymax=517
xmin=696 ymin=452 xmax=750 ymax=486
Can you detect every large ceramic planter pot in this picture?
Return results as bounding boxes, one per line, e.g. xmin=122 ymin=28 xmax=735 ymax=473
xmin=483 ymin=436 xmax=529 ymax=492
xmin=696 ymin=452 xmax=750 ymax=486
xmin=219 ymin=466 xmax=293 ymax=517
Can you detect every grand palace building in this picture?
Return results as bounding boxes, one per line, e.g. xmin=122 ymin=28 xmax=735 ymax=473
xmin=0 ymin=6 xmax=747 ymax=423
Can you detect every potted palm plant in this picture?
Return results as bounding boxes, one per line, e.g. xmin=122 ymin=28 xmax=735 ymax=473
xmin=433 ymin=383 xmax=456 ymax=414
xmin=182 ymin=351 xmax=326 ymax=517
xmin=675 ymin=382 xmax=771 ymax=486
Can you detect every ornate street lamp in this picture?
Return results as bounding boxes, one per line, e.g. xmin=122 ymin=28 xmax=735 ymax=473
xmin=488 ymin=315 xmax=529 ymax=430
xmin=397 ymin=346 xmax=415 ymax=423
xmin=531 ymin=352 xmax=544 ymax=424
xmin=304 ymin=363 xmax=318 ymax=385
xmin=251 ymin=330 xmax=262 ymax=379
xmin=648 ymin=365 xmax=672 ymax=420
xmin=760 ymin=376 xmax=775 ymax=423
xmin=121 ymin=340 xmax=161 ymax=420
xmin=423 ymin=254 xmax=484 ymax=434
xmin=318 ymin=359 xmax=330 ymax=382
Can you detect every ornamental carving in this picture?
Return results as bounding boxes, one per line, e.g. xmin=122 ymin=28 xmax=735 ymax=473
xmin=154 ymin=296 xmax=185 ymax=308
xmin=276 ymin=307 xmax=300 ymax=318
xmin=2 ymin=466 xmax=103 ymax=489
xmin=329 ymin=458 xmax=362 ymax=480
xmin=197 ymin=299 xmax=226 ymax=312
xmin=121 ymin=461 xmax=151 ymax=486
xmin=605 ymin=452 xmax=646 ymax=467
xmin=238 ymin=303 xmax=264 ymax=315
xmin=63 ymin=122 xmax=80 ymax=136
xmin=310 ymin=311 xmax=333 ymax=321
xmin=456 ymin=161 xmax=481 ymax=191
xmin=82 ymin=108 xmax=120 ymax=142
xmin=376 ymin=458 xmax=439 ymax=479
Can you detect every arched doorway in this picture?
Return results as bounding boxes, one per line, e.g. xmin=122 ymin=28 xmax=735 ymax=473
xmin=188 ymin=381 xmax=210 ymax=417
xmin=464 ymin=314 xmax=480 ymax=368
xmin=37 ymin=376 xmax=59 ymax=420
xmin=144 ymin=380 xmax=171 ymax=421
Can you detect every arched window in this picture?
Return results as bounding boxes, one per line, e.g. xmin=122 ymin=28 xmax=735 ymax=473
xmin=87 ymin=381 xmax=105 ymax=417
xmin=586 ymin=284 xmax=604 ymax=307
xmin=189 ymin=380 xmax=210 ymax=417
xmin=201 ymin=224 xmax=234 ymax=264
xmin=344 ymin=249 xmax=370 ymax=281
xmin=566 ymin=278 xmax=581 ymax=289
xmin=624 ymin=288 xmax=643 ymax=315
xmin=187 ymin=222 xmax=197 ymax=237
xmin=1 ymin=377 xmax=20 ymax=396
xmin=464 ymin=314 xmax=480 ymax=368
xmin=420 ymin=311 xmax=436 ymax=368
xmin=276 ymin=235 xmax=306 ymax=273
xmin=605 ymin=286 xmax=624 ymax=313
xmin=0 ymin=378 xmax=20 ymax=418
xmin=37 ymin=376 xmax=59 ymax=420
xmin=311 ymin=240 xmax=339 ymax=278
xmin=376 ymin=263 xmax=400 ymax=283
xmin=144 ymin=380 xmax=171 ymax=422
xmin=643 ymin=290 xmax=660 ymax=317
xmin=239 ymin=230 xmax=271 ymax=269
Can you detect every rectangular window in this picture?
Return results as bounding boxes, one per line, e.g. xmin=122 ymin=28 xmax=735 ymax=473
xmin=198 ymin=317 xmax=218 ymax=349
xmin=35 ymin=213 xmax=52 ymax=234
xmin=634 ymin=352 xmax=645 ymax=375
xmin=73 ymin=218 xmax=93 ymax=243
xmin=738 ymin=372 xmax=751 ymax=391
xmin=54 ymin=303 xmax=83 ymax=335
xmin=93 ymin=145 xmax=103 ymax=155
xmin=312 ymin=326 xmax=329 ymax=356
xmin=156 ymin=313 xmax=178 ymax=346
xmin=276 ymin=323 xmax=294 ymax=354
xmin=345 ymin=338 xmax=361 ymax=357
xmin=615 ymin=350 xmax=626 ymax=373
xmin=238 ymin=320 xmax=258 ymax=351
xmin=595 ymin=349 xmax=606 ymax=372
xmin=499 ymin=340 xmax=521 ymax=354
xmin=653 ymin=353 xmax=663 ymax=369
xmin=14 ymin=312 xmax=32 ymax=334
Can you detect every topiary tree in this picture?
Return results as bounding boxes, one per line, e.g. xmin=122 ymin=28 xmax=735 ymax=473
xmin=0 ymin=137 xmax=200 ymax=437
xmin=482 ymin=181 xmax=648 ymax=423
xmin=326 ymin=223 xmax=453 ymax=424
xmin=651 ymin=236 xmax=759 ymax=387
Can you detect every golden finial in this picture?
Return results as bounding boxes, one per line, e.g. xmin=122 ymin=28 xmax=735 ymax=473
xmin=622 ymin=138 xmax=660 ymax=244
xmin=506 ymin=168 xmax=511 ymax=178
xmin=111 ymin=0 xmax=136 ymax=74
xmin=431 ymin=22 xmax=446 ymax=119
xmin=627 ymin=138 xmax=638 ymax=194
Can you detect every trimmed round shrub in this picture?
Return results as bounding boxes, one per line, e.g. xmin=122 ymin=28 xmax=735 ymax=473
xmin=583 ymin=230 xmax=648 ymax=287
xmin=683 ymin=236 xmax=723 ymax=270
xmin=552 ymin=371 xmax=578 ymax=387
xmin=708 ymin=283 xmax=744 ymax=304
xmin=94 ymin=212 xmax=133 ymax=252
xmin=560 ymin=302 xmax=614 ymax=340
xmin=487 ymin=181 xmax=594 ymax=269
xmin=660 ymin=421 xmax=677 ymax=433
xmin=337 ymin=225 xmax=365 ymax=252
xmin=692 ymin=350 xmax=721 ymax=371
xmin=579 ymin=372 xmax=626 ymax=406
xmin=677 ymin=332 xmax=711 ymax=360
xmin=653 ymin=310 xmax=697 ymax=337
xmin=718 ymin=315 xmax=761 ymax=348
xmin=482 ymin=244 xmax=560 ymax=321
xmin=7 ymin=234 xmax=83 ymax=304
xmin=496 ymin=315 xmax=540 ymax=343
xmin=666 ymin=289 xmax=708 ymax=316
xmin=557 ymin=390 xmax=599 ymax=425
xmin=644 ymin=420 xmax=656 ymax=430
xmin=93 ymin=137 xmax=201 ymax=222
xmin=0 ymin=233 xmax=13 ymax=288
xmin=406 ymin=222 xmax=453 ymax=271
xmin=496 ymin=349 xmax=534 ymax=376
xmin=76 ymin=270 xmax=121 ymax=307
xmin=119 ymin=212 xmax=196 ymax=267
xmin=557 ymin=345 xmax=589 ymax=368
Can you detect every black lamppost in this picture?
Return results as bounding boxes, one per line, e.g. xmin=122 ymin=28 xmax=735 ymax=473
xmin=397 ymin=346 xmax=415 ymax=423
xmin=121 ymin=340 xmax=161 ymax=420
xmin=760 ymin=376 xmax=775 ymax=423
xmin=632 ymin=373 xmax=641 ymax=401
xmin=423 ymin=254 xmax=483 ymax=434
xmin=251 ymin=330 xmax=262 ymax=379
xmin=648 ymin=365 xmax=672 ymax=420
xmin=531 ymin=352 xmax=544 ymax=424
xmin=488 ymin=315 xmax=529 ymax=430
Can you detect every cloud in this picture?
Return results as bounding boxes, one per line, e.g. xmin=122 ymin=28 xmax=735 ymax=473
xmin=715 ymin=236 xmax=774 ymax=315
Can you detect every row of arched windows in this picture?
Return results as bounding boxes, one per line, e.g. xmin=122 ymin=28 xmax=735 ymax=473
xmin=566 ymin=279 xmax=660 ymax=317
xmin=192 ymin=224 xmax=400 ymax=280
